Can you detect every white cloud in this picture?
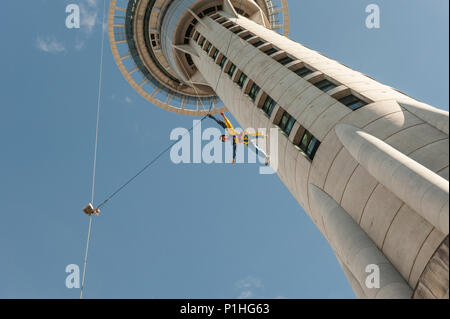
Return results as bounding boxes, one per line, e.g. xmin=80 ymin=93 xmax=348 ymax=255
xmin=236 ymin=276 xmax=263 ymax=299
xmin=36 ymin=0 xmax=103 ymax=53
xmin=36 ymin=37 xmax=66 ymax=54
xmin=80 ymin=1 xmax=99 ymax=34
xmin=74 ymin=0 xmax=105 ymax=50
xmin=86 ymin=0 xmax=99 ymax=7
xmin=238 ymin=290 xmax=253 ymax=299
xmin=75 ymin=41 xmax=85 ymax=51
xmin=125 ymin=97 xmax=133 ymax=103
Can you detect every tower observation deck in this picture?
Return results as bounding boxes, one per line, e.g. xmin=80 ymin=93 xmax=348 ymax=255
xmin=108 ymin=0 xmax=449 ymax=298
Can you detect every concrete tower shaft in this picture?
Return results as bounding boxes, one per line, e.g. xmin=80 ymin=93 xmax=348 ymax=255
xmin=109 ymin=0 xmax=449 ymax=298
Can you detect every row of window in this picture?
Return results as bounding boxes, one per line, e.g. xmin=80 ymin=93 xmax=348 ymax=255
xmin=278 ymin=111 xmax=321 ymax=160
xmin=194 ymin=33 xmax=321 ymax=161
xmin=211 ymin=14 xmax=370 ymax=112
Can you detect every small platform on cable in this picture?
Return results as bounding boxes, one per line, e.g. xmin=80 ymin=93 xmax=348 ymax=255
xmin=83 ymin=203 xmax=100 ymax=216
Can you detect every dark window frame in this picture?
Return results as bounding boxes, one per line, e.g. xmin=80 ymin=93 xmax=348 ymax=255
xmin=219 ymin=56 xmax=228 ymax=69
xmin=262 ymin=96 xmax=276 ymax=117
xmin=298 ymin=130 xmax=320 ymax=160
xmin=294 ymin=66 xmax=313 ymax=78
xmin=277 ymin=56 xmax=294 ymax=66
xmin=314 ymin=79 xmax=337 ymax=93
xmin=248 ymin=83 xmax=261 ymax=101
xmin=338 ymin=94 xmax=368 ymax=111
xmin=212 ymin=49 xmax=219 ymax=60
xmin=227 ymin=64 xmax=236 ymax=78
xmin=251 ymin=40 xmax=265 ymax=48
xmin=237 ymin=73 xmax=248 ymax=89
xmin=278 ymin=111 xmax=296 ymax=136
xmin=264 ymin=47 xmax=279 ymax=56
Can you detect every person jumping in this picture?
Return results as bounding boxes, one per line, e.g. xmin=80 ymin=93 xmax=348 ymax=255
xmin=207 ymin=112 xmax=270 ymax=165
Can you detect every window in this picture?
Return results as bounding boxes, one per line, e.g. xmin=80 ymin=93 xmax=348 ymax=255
xmin=199 ymin=38 xmax=205 ymax=47
xmin=278 ymin=111 xmax=296 ymax=136
xmin=298 ymin=130 xmax=320 ymax=160
xmin=262 ymin=96 xmax=276 ymax=117
xmin=212 ymin=49 xmax=219 ymax=60
xmin=277 ymin=56 xmax=294 ymax=66
xmin=248 ymin=83 xmax=260 ymax=101
xmin=237 ymin=73 xmax=247 ymax=88
xmin=232 ymin=28 xmax=243 ymax=34
xmin=294 ymin=66 xmax=313 ymax=78
xmin=185 ymin=54 xmax=194 ymax=66
xmin=205 ymin=43 xmax=212 ymax=53
xmin=225 ymin=22 xmax=236 ymax=29
xmin=185 ymin=24 xmax=194 ymax=38
xmin=241 ymin=34 xmax=253 ymax=41
xmin=251 ymin=40 xmax=265 ymax=48
xmin=202 ymin=7 xmax=216 ymax=16
xmin=219 ymin=56 xmax=228 ymax=69
xmin=264 ymin=47 xmax=279 ymax=56
xmin=194 ymin=33 xmax=200 ymax=42
xmin=338 ymin=94 xmax=368 ymax=111
xmin=227 ymin=64 xmax=236 ymax=78
xmin=314 ymin=79 xmax=337 ymax=92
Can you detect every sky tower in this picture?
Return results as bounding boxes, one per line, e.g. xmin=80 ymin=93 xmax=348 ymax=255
xmin=108 ymin=0 xmax=449 ymax=299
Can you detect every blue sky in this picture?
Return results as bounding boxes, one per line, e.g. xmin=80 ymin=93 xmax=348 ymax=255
xmin=0 ymin=0 xmax=448 ymax=299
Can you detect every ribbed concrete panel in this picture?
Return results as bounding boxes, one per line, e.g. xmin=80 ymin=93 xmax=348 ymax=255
xmin=383 ymin=205 xmax=434 ymax=282
xmin=413 ymin=236 xmax=449 ymax=299
xmin=384 ymin=124 xmax=448 ymax=157
xmin=251 ymin=110 xmax=271 ymax=137
xmin=335 ymin=124 xmax=449 ymax=235
xmin=338 ymin=258 xmax=367 ymax=299
xmin=300 ymin=94 xmax=339 ymax=129
xmin=364 ymin=111 xmax=424 ymax=141
xmin=294 ymin=153 xmax=312 ymax=214
xmin=309 ymin=102 xmax=351 ymax=141
xmin=240 ymin=53 xmax=273 ymax=80
xmin=276 ymin=134 xmax=289 ymax=182
xmin=288 ymin=87 xmax=323 ymax=119
xmin=308 ymin=131 xmax=343 ymax=189
xmin=358 ymin=88 xmax=411 ymax=102
xmin=269 ymin=72 xmax=302 ymax=102
xmin=253 ymin=62 xmax=285 ymax=91
xmin=324 ymin=149 xmax=359 ymax=204
xmin=339 ymin=100 xmax=403 ymax=129
xmin=284 ymin=143 xmax=300 ymax=196
xmin=409 ymin=139 xmax=449 ymax=174
xmin=228 ymin=42 xmax=255 ymax=68
xmin=341 ymin=166 xmax=378 ymax=223
xmin=281 ymin=82 xmax=313 ymax=115
xmin=259 ymin=67 xmax=293 ymax=97
xmin=398 ymin=100 xmax=449 ymax=135
xmin=309 ymin=185 xmax=412 ymax=299
xmin=408 ymin=228 xmax=446 ymax=287
xmin=360 ymin=185 xmax=403 ymax=248
xmin=438 ymin=166 xmax=449 ymax=180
